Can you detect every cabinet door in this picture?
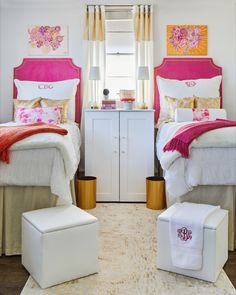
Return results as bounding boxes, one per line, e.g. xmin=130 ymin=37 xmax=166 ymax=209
xmin=120 ymin=111 xmax=154 ymax=202
xmin=85 ymin=111 xmax=119 ymax=201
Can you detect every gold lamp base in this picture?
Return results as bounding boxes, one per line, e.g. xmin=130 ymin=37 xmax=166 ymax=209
xmin=146 ymin=176 xmax=166 ymax=210
xmin=139 ymin=103 xmax=148 ymax=109
xmin=76 ymin=176 xmax=96 ymax=209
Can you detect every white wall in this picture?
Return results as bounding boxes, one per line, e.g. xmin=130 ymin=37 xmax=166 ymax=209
xmin=0 ymin=0 xmax=235 ymax=122
xmin=0 ymin=1 xmax=4 ymax=122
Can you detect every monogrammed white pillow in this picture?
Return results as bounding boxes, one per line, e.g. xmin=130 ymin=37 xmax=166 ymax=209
xmin=156 ymin=75 xmax=222 ymax=123
xmin=14 ymin=78 xmax=80 ymax=121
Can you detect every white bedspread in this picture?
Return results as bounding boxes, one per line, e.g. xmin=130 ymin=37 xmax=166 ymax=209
xmin=0 ymin=121 xmax=81 ymax=203
xmin=156 ymin=122 xmax=236 ymax=201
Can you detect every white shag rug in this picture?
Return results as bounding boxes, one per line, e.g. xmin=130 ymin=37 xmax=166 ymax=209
xmin=21 ymin=203 xmax=236 ymax=295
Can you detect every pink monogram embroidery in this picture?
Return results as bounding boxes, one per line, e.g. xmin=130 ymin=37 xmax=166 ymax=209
xmin=177 ymin=227 xmax=192 ymax=241
xmin=38 ymin=84 xmax=53 ymax=89
xmin=185 ymin=81 xmax=196 ymax=87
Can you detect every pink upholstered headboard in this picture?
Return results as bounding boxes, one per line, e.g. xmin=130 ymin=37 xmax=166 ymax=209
xmin=154 ymin=58 xmax=222 ymax=122
xmin=14 ymin=58 xmax=82 ymax=123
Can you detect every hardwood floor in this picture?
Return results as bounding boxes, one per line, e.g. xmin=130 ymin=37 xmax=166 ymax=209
xmin=224 ymin=251 xmax=236 ymax=288
xmin=0 ymin=256 xmax=28 ymax=295
xmin=0 ymin=252 xmax=235 ymax=294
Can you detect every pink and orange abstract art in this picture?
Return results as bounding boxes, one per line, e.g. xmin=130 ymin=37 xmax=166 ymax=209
xmin=28 ymin=25 xmax=68 ymax=56
xmin=167 ymin=25 xmax=208 ymax=56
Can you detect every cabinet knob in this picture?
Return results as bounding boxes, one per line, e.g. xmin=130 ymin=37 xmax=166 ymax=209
xmin=121 ymin=151 xmax=125 ymax=154
xmin=114 ymin=136 xmax=118 ymax=139
xmin=121 ymin=136 xmax=126 ymax=139
xmin=114 ymin=151 xmax=118 ymax=153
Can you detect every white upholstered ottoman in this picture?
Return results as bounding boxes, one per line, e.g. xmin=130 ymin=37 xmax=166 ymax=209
xmin=157 ymin=205 xmax=228 ymax=282
xmin=22 ymin=205 xmax=98 ymax=289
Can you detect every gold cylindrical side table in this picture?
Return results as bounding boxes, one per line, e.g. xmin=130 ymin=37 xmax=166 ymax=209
xmin=146 ymin=176 xmax=166 ymax=210
xmin=76 ymin=176 xmax=96 ymax=209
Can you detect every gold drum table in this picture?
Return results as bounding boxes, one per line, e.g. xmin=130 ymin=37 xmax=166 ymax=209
xmin=146 ymin=176 xmax=166 ymax=210
xmin=76 ymin=176 xmax=96 ymax=209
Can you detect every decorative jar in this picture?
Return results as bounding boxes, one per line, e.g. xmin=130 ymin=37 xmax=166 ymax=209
xmin=121 ymin=98 xmax=135 ymax=110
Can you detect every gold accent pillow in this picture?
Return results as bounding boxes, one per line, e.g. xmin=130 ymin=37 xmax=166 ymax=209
xmin=165 ymin=96 xmax=195 ymax=120
xmin=194 ymin=96 xmax=221 ymax=109
xmin=40 ymin=98 xmax=70 ymax=123
xmin=13 ymin=97 xmax=41 ymax=120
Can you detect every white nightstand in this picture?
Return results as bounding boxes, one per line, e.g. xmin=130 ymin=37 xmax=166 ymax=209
xmin=84 ymin=109 xmax=154 ymax=202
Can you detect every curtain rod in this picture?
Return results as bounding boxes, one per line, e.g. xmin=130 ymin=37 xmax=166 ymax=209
xmin=87 ymin=4 xmax=152 ymax=8
xmin=86 ymin=4 xmax=151 ymax=10
xmin=86 ymin=5 xmax=150 ymax=7
xmin=86 ymin=5 xmax=132 ymax=6
xmin=105 ymin=5 xmax=133 ymax=7
xmin=87 ymin=5 xmax=132 ymax=7
xmin=86 ymin=4 xmax=133 ymax=12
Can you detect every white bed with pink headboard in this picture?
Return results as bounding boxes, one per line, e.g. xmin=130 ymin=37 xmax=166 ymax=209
xmin=0 ymin=58 xmax=82 ymax=255
xmin=154 ymin=58 xmax=236 ymax=250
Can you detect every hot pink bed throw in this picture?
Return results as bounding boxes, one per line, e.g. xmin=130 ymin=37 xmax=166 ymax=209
xmin=163 ymin=119 xmax=236 ymax=158
xmin=0 ymin=123 xmax=68 ymax=163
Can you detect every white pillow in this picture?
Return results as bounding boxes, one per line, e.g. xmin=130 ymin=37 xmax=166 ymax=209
xmin=156 ymin=75 xmax=222 ymax=123
xmin=175 ymin=108 xmax=227 ymax=122
xmin=14 ymin=78 xmax=80 ymax=121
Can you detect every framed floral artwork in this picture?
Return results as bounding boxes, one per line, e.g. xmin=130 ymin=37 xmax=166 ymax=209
xmin=28 ymin=25 xmax=68 ymax=56
xmin=167 ymin=25 xmax=208 ymax=56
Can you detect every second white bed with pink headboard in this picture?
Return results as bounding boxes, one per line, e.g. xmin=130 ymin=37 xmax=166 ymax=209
xmin=0 ymin=58 xmax=82 ymax=255
xmin=154 ymin=58 xmax=236 ymax=250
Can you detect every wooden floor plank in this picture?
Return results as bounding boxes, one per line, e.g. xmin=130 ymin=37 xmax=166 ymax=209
xmin=0 ymin=256 xmax=29 ymax=295
xmin=224 ymin=251 xmax=236 ymax=287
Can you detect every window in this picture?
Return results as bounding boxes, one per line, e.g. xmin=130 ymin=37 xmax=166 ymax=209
xmin=105 ymin=8 xmax=135 ymax=100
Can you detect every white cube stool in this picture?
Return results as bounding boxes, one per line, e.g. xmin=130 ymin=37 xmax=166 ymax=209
xmin=22 ymin=205 xmax=98 ymax=289
xmin=157 ymin=205 xmax=228 ymax=282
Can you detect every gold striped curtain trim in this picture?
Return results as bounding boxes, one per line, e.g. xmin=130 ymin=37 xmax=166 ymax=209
xmin=84 ymin=5 xmax=105 ymax=41
xmin=133 ymin=5 xmax=153 ymax=42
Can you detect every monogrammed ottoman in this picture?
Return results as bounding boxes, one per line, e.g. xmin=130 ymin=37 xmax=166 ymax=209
xmin=156 ymin=205 xmax=228 ymax=282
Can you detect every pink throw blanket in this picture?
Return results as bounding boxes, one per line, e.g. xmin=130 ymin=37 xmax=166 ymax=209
xmin=0 ymin=123 xmax=68 ymax=163
xmin=163 ymin=119 xmax=236 ymax=158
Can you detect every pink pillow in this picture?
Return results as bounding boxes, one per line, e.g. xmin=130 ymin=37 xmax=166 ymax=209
xmin=15 ymin=106 xmax=62 ymax=125
xmin=192 ymin=108 xmax=210 ymax=122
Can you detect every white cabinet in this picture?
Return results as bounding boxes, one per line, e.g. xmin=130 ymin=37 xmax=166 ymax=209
xmin=85 ymin=110 xmax=154 ymax=202
xmin=85 ymin=111 xmax=119 ymax=202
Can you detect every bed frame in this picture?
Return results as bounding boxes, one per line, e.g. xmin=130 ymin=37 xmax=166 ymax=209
xmin=13 ymin=58 xmax=82 ymax=123
xmin=1 ymin=58 xmax=81 ymax=255
xmin=153 ymin=58 xmax=236 ymax=250
xmin=154 ymin=58 xmax=222 ymax=122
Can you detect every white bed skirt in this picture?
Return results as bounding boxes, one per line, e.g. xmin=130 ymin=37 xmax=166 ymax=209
xmin=166 ymin=185 xmax=236 ymax=251
xmin=0 ymin=182 xmax=76 ymax=256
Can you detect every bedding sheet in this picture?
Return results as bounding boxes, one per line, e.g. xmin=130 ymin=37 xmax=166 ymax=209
xmin=0 ymin=121 xmax=80 ymax=204
xmin=156 ymin=122 xmax=236 ymax=201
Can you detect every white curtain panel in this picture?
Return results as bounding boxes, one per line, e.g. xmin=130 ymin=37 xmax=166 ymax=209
xmin=83 ymin=5 xmax=105 ymax=108
xmin=133 ymin=5 xmax=154 ymax=109
xmin=80 ymin=5 xmax=105 ymax=171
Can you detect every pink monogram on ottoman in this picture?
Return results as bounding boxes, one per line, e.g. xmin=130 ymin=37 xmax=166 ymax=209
xmin=177 ymin=227 xmax=192 ymax=241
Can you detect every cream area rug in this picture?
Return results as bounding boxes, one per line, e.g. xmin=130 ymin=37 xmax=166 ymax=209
xmin=21 ymin=203 xmax=236 ymax=295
